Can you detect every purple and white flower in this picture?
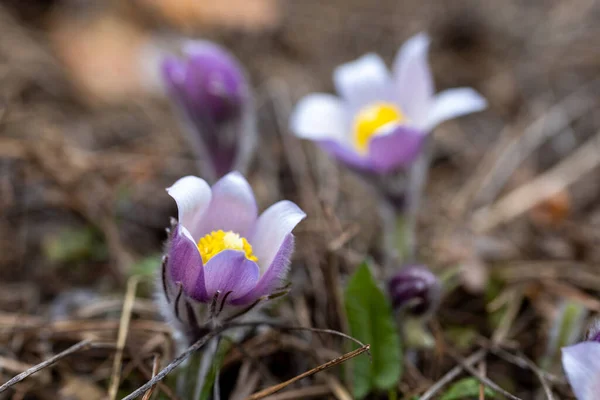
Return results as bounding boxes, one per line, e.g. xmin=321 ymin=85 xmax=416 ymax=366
xmin=162 ymin=41 xmax=256 ymax=181
xmin=158 ymin=172 xmax=305 ymax=341
xmin=562 ymin=321 xmax=600 ymax=400
xmin=289 ymin=33 xmax=487 ymax=174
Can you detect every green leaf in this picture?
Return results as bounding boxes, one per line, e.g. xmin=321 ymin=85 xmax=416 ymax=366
xmin=199 ymin=339 xmax=231 ymax=400
xmin=344 ymin=262 xmax=402 ymax=398
xmin=440 ymin=377 xmax=496 ymax=400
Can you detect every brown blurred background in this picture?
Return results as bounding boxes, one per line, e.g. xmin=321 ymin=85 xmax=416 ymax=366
xmin=1 ymin=0 xmax=600 ymax=398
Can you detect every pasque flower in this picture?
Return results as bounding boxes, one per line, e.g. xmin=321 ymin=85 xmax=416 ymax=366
xmin=387 ymin=264 xmax=441 ymax=317
xmin=562 ymin=320 xmax=600 ymax=400
xmin=290 ymin=33 xmax=487 ymax=174
xmin=158 ymin=172 xmax=305 ymax=341
xmin=387 ymin=264 xmax=441 ymax=349
xmin=162 ymin=41 xmax=256 ymax=181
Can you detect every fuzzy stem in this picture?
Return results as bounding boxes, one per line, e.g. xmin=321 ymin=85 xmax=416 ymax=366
xmin=404 ymin=134 xmax=434 ymax=261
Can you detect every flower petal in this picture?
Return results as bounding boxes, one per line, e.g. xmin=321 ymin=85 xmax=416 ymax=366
xmin=196 ymin=171 xmax=258 ymax=238
xmin=317 ymin=140 xmax=374 ymax=171
xmin=366 ymin=125 xmax=426 ymax=173
xmin=424 ymin=87 xmax=487 ymax=131
xmin=290 ymin=93 xmax=348 ymax=142
xmin=392 ymin=33 xmax=433 ymax=124
xmin=251 ymin=201 xmax=305 ymax=274
xmin=162 ymin=57 xmax=187 ymax=93
xmin=333 ymin=53 xmax=393 ymax=108
xmin=167 ymin=225 xmax=207 ymax=301
xmin=166 ymin=176 xmax=212 ymax=239
xmin=562 ymin=342 xmax=600 ymax=400
xmin=203 ymin=250 xmax=260 ymax=300
xmin=233 ymin=234 xmax=295 ymax=305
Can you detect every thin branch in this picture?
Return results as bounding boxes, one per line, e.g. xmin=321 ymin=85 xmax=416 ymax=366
xmin=447 ymin=349 xmax=523 ymax=400
xmin=227 ymin=322 xmax=369 ymax=358
xmin=109 ymin=276 xmax=140 ymax=399
xmin=141 ymin=354 xmax=161 ymax=400
xmin=121 ymin=328 xmax=224 ymax=400
xmin=0 ymin=339 xmax=93 ymax=393
xmin=246 ymin=345 xmax=370 ymax=400
xmin=418 ymin=349 xmax=487 ymax=400
xmin=491 ymin=347 xmax=557 ymax=399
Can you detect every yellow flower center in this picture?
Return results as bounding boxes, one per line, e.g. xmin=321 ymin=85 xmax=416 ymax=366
xmin=197 ymin=230 xmax=258 ymax=264
xmin=353 ymin=102 xmax=405 ymax=153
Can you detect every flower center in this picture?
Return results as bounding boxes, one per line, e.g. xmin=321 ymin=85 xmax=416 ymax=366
xmin=197 ymin=230 xmax=257 ymax=264
xmin=353 ymin=102 xmax=405 ymax=153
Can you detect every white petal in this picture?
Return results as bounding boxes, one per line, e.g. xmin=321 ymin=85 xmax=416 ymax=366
xmin=290 ymin=93 xmax=348 ymax=142
xmin=166 ymin=176 xmax=212 ymax=239
xmin=195 ymin=171 xmax=258 ymax=238
xmin=333 ymin=53 xmax=393 ymax=108
xmin=423 ymin=87 xmax=487 ymax=131
xmin=562 ymin=342 xmax=600 ymax=400
xmin=392 ymin=32 xmax=433 ymax=124
xmin=251 ymin=200 xmax=306 ymax=274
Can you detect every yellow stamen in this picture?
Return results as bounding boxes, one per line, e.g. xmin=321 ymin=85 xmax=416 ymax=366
xmin=353 ymin=102 xmax=405 ymax=153
xmin=197 ymin=230 xmax=258 ymax=264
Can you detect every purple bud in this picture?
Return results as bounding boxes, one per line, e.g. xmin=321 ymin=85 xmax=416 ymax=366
xmin=162 ymin=41 xmax=255 ymax=181
xmin=587 ymin=320 xmax=600 ymax=343
xmin=387 ymin=264 xmax=441 ymax=317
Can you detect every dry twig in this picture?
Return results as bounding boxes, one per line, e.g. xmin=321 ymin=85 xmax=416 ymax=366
xmin=246 ymin=345 xmax=370 ymax=400
xmin=0 ymin=340 xmax=94 ymax=393
xmin=108 ymin=276 xmax=140 ymax=399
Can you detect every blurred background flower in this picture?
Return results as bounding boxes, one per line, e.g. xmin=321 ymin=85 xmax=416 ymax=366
xmin=162 ymin=41 xmax=256 ymax=181
xmin=289 ymin=33 xmax=486 ymax=175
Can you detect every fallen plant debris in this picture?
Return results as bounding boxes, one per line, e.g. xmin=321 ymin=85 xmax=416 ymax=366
xmin=2 ymin=0 xmax=600 ymax=399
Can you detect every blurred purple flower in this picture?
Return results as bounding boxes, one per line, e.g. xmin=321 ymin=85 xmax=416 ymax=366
xmin=562 ymin=332 xmax=600 ymax=400
xmin=289 ymin=33 xmax=486 ymax=174
xmin=387 ymin=264 xmax=441 ymax=317
xmin=157 ymin=172 xmax=305 ymax=341
xmin=162 ymin=41 xmax=256 ymax=181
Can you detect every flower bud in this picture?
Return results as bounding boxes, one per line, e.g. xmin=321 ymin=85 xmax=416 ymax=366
xmin=387 ymin=264 xmax=441 ymax=317
xmin=162 ymin=41 xmax=255 ymax=181
xmin=586 ymin=319 xmax=600 ymax=343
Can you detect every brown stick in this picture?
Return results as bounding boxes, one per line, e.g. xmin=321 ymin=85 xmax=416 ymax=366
xmin=246 ymin=345 xmax=370 ymax=400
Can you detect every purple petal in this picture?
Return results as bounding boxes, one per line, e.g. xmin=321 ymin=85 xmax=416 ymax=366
xmin=167 ymin=225 xmax=207 ymax=301
xmin=387 ymin=264 xmax=441 ymax=316
xmin=196 ymin=172 xmax=258 ymax=238
xmin=182 ymin=40 xmax=247 ymax=123
xmin=250 ymin=201 xmax=306 ymax=274
xmin=162 ymin=57 xmax=187 ymax=93
xmin=587 ymin=320 xmax=600 ymax=343
xmin=289 ymin=93 xmax=349 ymax=142
xmin=367 ymin=125 xmax=426 ymax=173
xmin=166 ymin=176 xmax=212 ymax=240
xmin=333 ymin=53 xmax=393 ymax=109
xmin=317 ymin=140 xmax=375 ymax=171
xmin=162 ymin=41 xmax=252 ymax=180
xmin=317 ymin=125 xmax=425 ymax=174
xmin=233 ymin=234 xmax=294 ymax=305
xmin=562 ymin=342 xmax=600 ymax=400
xmin=424 ymin=87 xmax=487 ymax=131
xmin=392 ymin=33 xmax=433 ymax=124
xmin=203 ymin=250 xmax=260 ymax=301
